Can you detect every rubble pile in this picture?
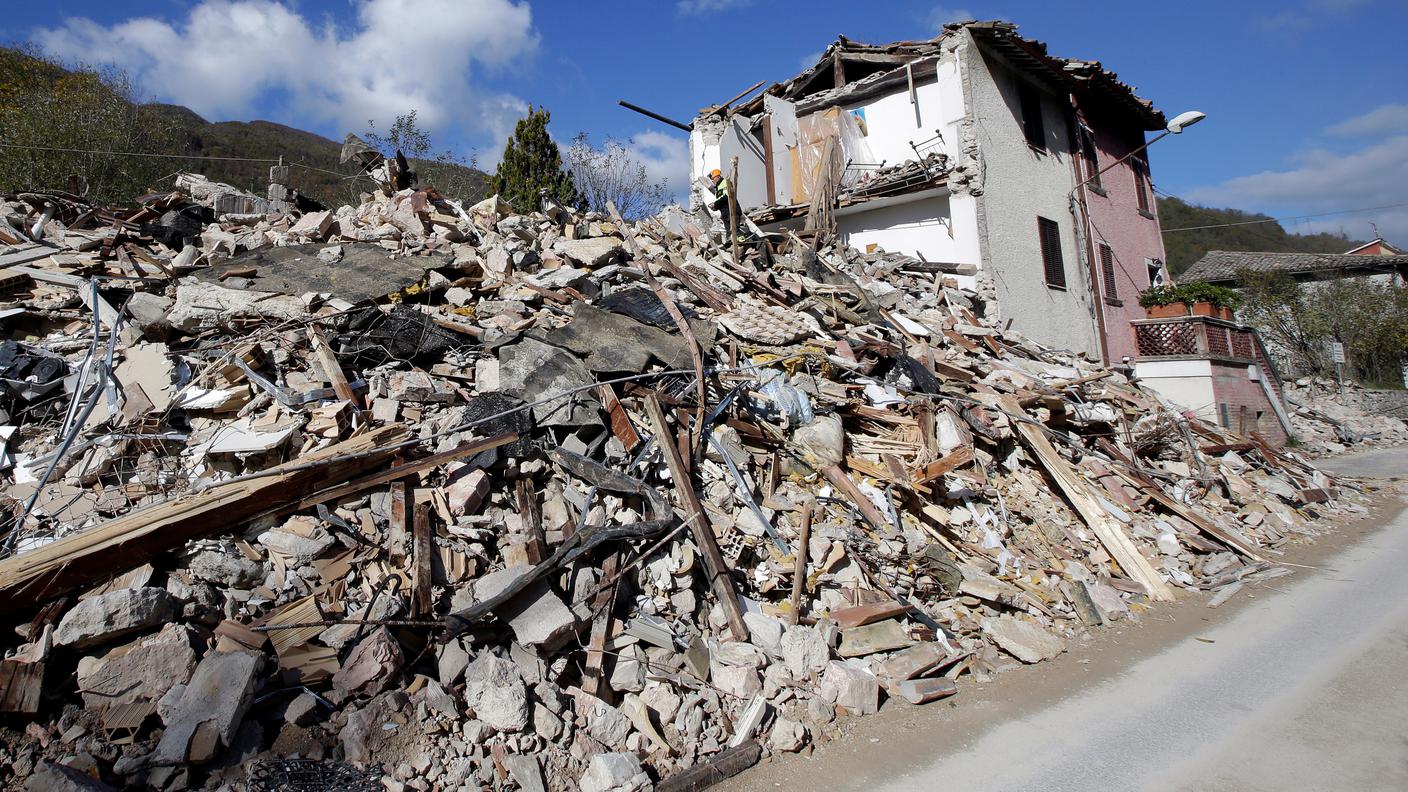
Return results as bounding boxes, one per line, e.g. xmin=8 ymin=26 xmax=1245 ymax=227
xmin=1282 ymin=378 xmax=1408 ymax=456
xmin=0 ymin=171 xmax=1366 ymax=791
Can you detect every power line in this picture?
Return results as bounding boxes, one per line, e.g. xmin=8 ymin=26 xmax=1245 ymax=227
xmin=1160 ymin=201 xmax=1408 ymax=233
xmin=0 ymin=141 xmax=281 ymax=163
xmin=0 ymin=141 xmax=364 ymax=183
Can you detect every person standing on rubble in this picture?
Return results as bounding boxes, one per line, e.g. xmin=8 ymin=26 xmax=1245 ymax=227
xmin=707 ymin=168 xmax=747 ymax=243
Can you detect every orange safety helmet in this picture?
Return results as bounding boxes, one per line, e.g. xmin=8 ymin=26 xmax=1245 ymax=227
xmin=709 ymin=168 xmax=722 ymax=180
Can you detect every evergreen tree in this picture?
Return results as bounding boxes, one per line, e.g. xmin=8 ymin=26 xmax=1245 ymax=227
xmin=490 ymin=105 xmax=578 ymax=213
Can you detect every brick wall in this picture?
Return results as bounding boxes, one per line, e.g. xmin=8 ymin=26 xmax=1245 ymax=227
xmin=1209 ymin=361 xmax=1287 ymax=446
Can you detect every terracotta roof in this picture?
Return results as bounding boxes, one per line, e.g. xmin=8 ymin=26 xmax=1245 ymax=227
xmin=1181 ymin=250 xmax=1408 ymax=284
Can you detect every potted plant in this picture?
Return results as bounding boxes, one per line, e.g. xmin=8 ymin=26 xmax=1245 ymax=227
xmin=1138 ymin=284 xmax=1187 ymax=319
xmin=1180 ymin=282 xmax=1241 ymax=320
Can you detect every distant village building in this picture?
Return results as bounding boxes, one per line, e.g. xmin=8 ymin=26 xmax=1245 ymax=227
xmin=1345 ymin=237 xmax=1401 ymax=256
xmin=1179 ymin=249 xmax=1408 ymax=289
xmin=687 ymin=21 xmax=1170 ymax=366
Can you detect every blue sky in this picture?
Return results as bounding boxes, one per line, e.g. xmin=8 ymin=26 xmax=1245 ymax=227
xmin=7 ymin=0 xmax=1408 ymax=240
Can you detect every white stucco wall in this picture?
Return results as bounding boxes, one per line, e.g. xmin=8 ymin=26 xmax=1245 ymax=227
xmin=1134 ymin=359 xmax=1217 ymax=419
xmin=961 ymin=30 xmax=1101 ymax=358
xmin=835 ymin=190 xmax=981 ymax=276
xmin=833 ymin=58 xmax=965 ymax=168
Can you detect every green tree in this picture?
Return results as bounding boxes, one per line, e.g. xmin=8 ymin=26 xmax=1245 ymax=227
xmin=0 ymin=46 xmax=180 ymax=203
xmin=1236 ymin=268 xmax=1407 ymax=387
xmin=490 ymin=106 xmax=577 ymax=213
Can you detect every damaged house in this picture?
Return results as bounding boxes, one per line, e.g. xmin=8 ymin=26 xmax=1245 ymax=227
xmin=688 ymin=21 xmax=1172 ymax=366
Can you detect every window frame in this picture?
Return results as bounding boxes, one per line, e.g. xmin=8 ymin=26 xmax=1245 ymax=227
xmin=1079 ymin=125 xmax=1102 ymax=192
xmin=1132 ymin=156 xmax=1152 ymax=215
xmin=1098 ymin=241 xmax=1120 ymax=305
xmin=1017 ymin=81 xmax=1046 ymax=151
xmin=1037 ymin=216 xmax=1066 ymax=289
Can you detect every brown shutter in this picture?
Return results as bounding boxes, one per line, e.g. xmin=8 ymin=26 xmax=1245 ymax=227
xmin=1134 ymin=160 xmax=1150 ymax=212
xmin=1099 ymin=242 xmax=1117 ymax=299
xmin=1082 ymin=129 xmax=1101 ymax=188
xmin=1038 ymin=217 xmax=1065 ymax=287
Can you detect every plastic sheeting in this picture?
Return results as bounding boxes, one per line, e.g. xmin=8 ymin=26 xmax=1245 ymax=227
xmin=793 ymin=107 xmax=877 ymax=204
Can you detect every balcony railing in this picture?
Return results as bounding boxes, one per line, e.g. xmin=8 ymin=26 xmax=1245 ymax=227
xmin=1131 ymin=315 xmax=1260 ymax=362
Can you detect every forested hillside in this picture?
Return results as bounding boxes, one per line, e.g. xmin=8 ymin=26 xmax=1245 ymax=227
xmin=1159 ymin=196 xmax=1361 ymax=275
xmin=0 ymin=46 xmax=487 ymax=206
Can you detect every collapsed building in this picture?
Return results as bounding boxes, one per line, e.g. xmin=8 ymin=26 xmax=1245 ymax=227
xmin=0 ymin=133 xmax=1388 ymax=789
xmin=681 ymin=20 xmax=1290 ymax=444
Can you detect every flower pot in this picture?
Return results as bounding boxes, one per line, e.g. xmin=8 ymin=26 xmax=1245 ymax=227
xmin=1218 ymin=306 xmax=1235 ymax=321
xmin=1191 ymin=300 xmax=1216 ymax=317
xmin=1146 ymin=302 xmax=1187 ymax=319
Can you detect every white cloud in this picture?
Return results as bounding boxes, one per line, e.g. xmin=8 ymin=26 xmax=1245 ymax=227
xmin=926 ymin=6 xmax=977 ymax=29
xmin=626 ymin=130 xmax=692 ymax=202
xmin=1258 ymin=0 xmax=1376 ymax=32
xmin=677 ymin=0 xmax=754 ymax=14
xmin=1327 ymin=103 xmax=1408 ymax=137
xmin=1184 ymin=134 xmax=1408 ymax=241
xmin=799 ymin=50 xmax=825 ymax=71
xmin=34 ymin=0 xmax=537 ymax=155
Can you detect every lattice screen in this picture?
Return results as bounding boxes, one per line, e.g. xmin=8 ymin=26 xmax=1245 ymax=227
xmin=1135 ymin=322 xmax=1199 ymax=356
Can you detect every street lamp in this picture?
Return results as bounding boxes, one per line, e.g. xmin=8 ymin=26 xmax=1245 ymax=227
xmin=1071 ymin=110 xmax=1206 ymax=193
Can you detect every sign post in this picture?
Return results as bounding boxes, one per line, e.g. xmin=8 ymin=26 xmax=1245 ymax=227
xmin=1330 ymin=341 xmax=1346 ymax=401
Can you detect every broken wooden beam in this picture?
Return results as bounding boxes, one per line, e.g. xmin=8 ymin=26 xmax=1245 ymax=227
xmin=0 ymin=425 xmax=410 ymax=612
xmin=645 ymin=395 xmax=750 ymax=642
xmin=997 ymin=395 xmax=1175 ymax=601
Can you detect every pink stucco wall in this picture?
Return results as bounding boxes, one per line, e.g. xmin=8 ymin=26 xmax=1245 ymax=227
xmin=1075 ymin=108 xmax=1169 ymax=364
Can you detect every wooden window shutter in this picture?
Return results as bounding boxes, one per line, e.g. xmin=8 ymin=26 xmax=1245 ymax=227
xmin=1134 ymin=159 xmax=1150 ymax=212
xmin=1081 ymin=128 xmax=1101 ymax=188
xmin=1018 ymin=82 xmax=1045 ymax=150
xmin=1038 ymin=217 xmax=1065 ymax=287
xmin=1099 ymin=242 xmax=1117 ymax=299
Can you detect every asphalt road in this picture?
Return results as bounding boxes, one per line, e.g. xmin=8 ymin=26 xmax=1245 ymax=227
xmin=1320 ymin=445 xmax=1408 ymax=478
xmin=738 ymin=446 xmax=1408 ymax=792
xmin=869 ymin=509 xmax=1408 ymax=791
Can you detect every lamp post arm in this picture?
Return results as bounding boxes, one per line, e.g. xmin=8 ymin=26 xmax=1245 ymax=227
xmin=1070 ymin=129 xmax=1169 ymax=195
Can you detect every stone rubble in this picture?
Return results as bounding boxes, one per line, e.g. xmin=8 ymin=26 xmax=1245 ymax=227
xmin=0 ymin=163 xmax=1375 ymax=790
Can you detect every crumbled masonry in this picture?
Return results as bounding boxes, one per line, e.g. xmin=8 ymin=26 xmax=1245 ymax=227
xmin=0 ymin=169 xmax=1395 ymax=791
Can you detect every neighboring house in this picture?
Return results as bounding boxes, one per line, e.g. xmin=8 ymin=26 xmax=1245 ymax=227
xmin=1345 ymin=237 xmax=1401 ymax=256
xmin=686 ymin=21 xmax=1170 ymax=363
xmin=1180 ymin=250 xmax=1408 ymax=288
xmin=1136 ymin=248 xmax=1408 ymax=444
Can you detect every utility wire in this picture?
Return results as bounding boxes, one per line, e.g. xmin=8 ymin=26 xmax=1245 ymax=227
xmin=0 ymin=141 xmax=365 ymax=184
xmin=0 ymin=141 xmax=281 ymax=162
xmin=1160 ymin=201 xmax=1408 ymax=233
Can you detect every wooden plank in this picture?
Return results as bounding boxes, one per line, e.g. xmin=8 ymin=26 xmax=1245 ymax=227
xmin=789 ymin=500 xmax=813 ymax=625
xmin=657 ymin=256 xmax=733 ymax=313
xmin=997 ymin=395 xmax=1175 ymax=601
xmin=0 ymin=660 xmax=44 ymax=714
xmin=411 ymin=498 xmax=433 ymax=617
xmin=594 ymin=384 xmax=641 ymax=451
xmin=1098 ymin=450 xmax=1268 ymax=563
xmin=912 ymin=446 xmax=973 ymax=485
xmin=822 ymin=464 xmax=891 ymax=532
xmin=308 ymin=324 xmax=362 ymax=410
xmin=581 ymin=553 xmax=621 ymax=703
xmin=645 ymin=395 xmax=749 ymax=641
xmin=0 ymin=425 xmax=410 ymax=612
xmin=656 ymin=741 xmax=761 ymax=792
xmin=389 ymin=481 xmax=409 ymax=564
xmin=290 ymin=432 xmax=516 ymax=512
xmin=515 ymin=478 xmax=546 ymax=565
